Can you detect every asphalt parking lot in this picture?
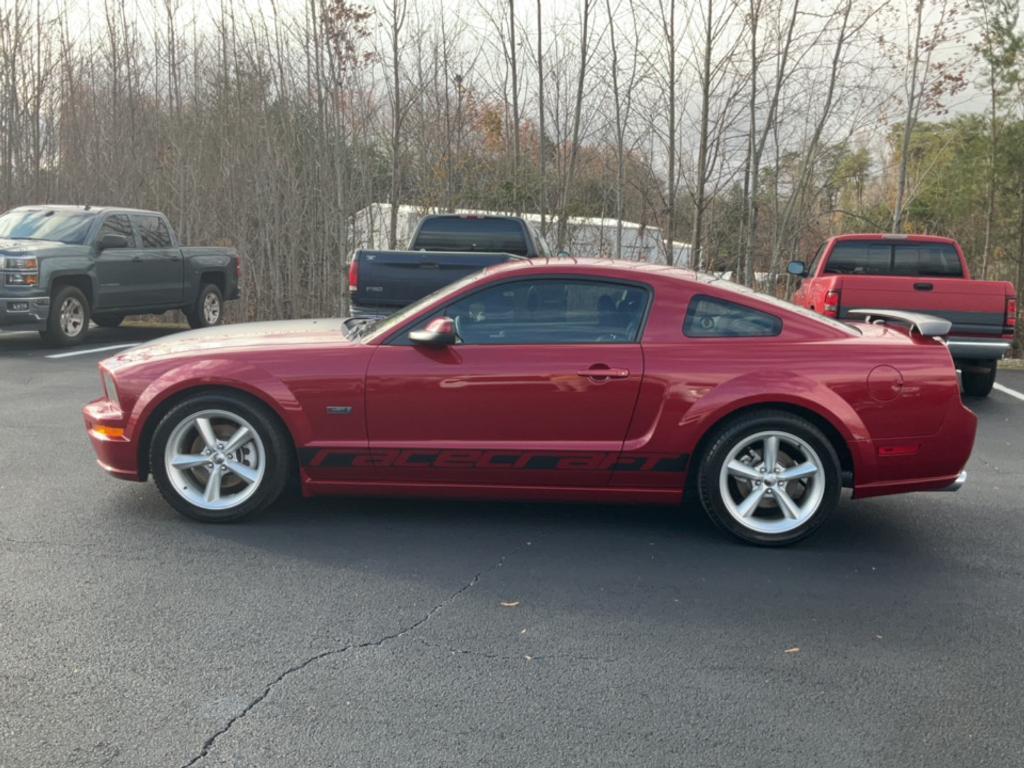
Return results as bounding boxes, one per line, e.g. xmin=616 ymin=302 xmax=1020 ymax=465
xmin=2 ymin=326 xmax=1023 ymax=768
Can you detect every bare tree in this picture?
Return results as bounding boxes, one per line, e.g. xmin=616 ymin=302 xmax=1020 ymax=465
xmin=891 ymin=0 xmax=964 ymax=232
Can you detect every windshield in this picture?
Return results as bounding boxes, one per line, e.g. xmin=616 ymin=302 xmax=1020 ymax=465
xmin=354 ymin=269 xmax=493 ymax=342
xmin=0 ymin=209 xmax=95 ymax=244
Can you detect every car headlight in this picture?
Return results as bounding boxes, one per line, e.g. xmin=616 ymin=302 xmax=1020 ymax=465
xmin=102 ymin=370 xmax=120 ymax=408
xmin=3 ymin=257 xmax=39 ymax=286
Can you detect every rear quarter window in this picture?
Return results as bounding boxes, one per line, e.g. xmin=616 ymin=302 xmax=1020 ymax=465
xmin=684 ymin=295 xmax=782 ymax=338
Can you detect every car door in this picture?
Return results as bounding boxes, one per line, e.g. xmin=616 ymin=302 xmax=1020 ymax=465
xmin=364 ymin=277 xmax=648 ymax=488
xmin=130 ymin=214 xmax=183 ymax=306
xmin=93 ymin=213 xmax=141 ymax=311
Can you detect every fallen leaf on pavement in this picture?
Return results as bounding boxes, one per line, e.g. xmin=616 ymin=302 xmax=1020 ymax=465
xmin=784 ymin=647 xmax=800 ymax=654
xmin=500 ymin=601 xmax=520 ymax=608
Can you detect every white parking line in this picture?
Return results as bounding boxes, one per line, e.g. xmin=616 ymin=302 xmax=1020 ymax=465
xmin=994 ymin=382 xmax=1024 ymax=403
xmin=45 ymin=343 xmax=135 ymax=360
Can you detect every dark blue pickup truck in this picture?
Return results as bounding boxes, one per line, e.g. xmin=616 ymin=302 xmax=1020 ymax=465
xmin=0 ymin=205 xmax=240 ymax=346
xmin=348 ymin=214 xmax=551 ymax=317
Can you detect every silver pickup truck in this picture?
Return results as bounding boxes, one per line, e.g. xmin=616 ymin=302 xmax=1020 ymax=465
xmin=0 ymin=205 xmax=240 ymax=346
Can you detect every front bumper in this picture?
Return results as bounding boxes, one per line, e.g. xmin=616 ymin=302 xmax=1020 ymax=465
xmin=83 ymin=399 xmax=143 ymax=482
xmin=0 ymin=295 xmax=49 ymax=330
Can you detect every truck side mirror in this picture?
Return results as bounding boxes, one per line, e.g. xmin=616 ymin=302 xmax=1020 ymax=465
xmin=787 ymin=260 xmax=807 ymax=278
xmin=98 ymin=233 xmax=129 ymax=251
xmin=410 ymin=316 xmax=457 ymax=347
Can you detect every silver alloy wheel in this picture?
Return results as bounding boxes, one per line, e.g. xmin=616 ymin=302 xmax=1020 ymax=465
xmin=718 ymin=429 xmax=826 ymax=535
xmin=59 ymin=297 xmax=86 ymax=337
xmin=203 ymin=291 xmax=221 ymax=325
xmin=164 ymin=409 xmax=265 ymax=511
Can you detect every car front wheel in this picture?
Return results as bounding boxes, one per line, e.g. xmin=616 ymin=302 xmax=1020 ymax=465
xmin=150 ymin=393 xmax=291 ymax=522
xmin=41 ymin=285 xmax=91 ymax=346
xmin=697 ymin=411 xmax=841 ymax=546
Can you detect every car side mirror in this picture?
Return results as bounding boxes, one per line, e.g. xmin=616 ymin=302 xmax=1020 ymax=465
xmin=787 ymin=260 xmax=807 ymax=278
xmin=98 ymin=233 xmax=129 ymax=251
xmin=410 ymin=316 xmax=456 ymax=347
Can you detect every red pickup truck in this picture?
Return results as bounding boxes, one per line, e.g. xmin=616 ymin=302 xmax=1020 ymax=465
xmin=789 ymin=234 xmax=1017 ymax=397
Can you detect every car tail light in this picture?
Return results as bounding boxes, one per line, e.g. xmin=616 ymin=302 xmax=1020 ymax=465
xmin=823 ymin=289 xmax=840 ymax=318
xmin=348 ymin=258 xmax=359 ymax=292
xmin=1007 ymin=296 xmax=1017 ymax=329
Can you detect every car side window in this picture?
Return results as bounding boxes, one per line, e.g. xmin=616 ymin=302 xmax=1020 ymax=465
xmin=440 ymin=279 xmax=649 ymax=345
xmin=98 ymin=214 xmax=134 ymax=247
xmin=684 ymin=294 xmax=782 ymax=338
xmin=133 ymin=215 xmax=173 ymax=248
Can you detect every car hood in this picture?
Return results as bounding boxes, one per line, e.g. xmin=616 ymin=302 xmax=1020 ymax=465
xmin=105 ymin=319 xmax=356 ymax=370
xmin=0 ymin=238 xmax=83 ymax=257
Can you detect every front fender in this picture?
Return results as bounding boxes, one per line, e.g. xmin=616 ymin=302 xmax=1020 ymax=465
xmin=125 ymin=357 xmax=313 ymax=450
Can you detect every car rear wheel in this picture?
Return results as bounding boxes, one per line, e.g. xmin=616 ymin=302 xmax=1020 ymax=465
xmin=150 ymin=393 xmax=292 ymax=522
xmin=40 ymin=285 xmax=91 ymax=346
xmin=697 ymin=411 xmax=841 ymax=546
xmin=960 ymin=363 xmax=996 ymax=398
xmin=186 ymin=284 xmax=223 ymax=329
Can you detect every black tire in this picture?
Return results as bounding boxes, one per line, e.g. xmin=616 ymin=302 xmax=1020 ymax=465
xmin=150 ymin=392 xmax=292 ymax=523
xmin=92 ymin=314 xmax=125 ymax=328
xmin=961 ymin=364 xmax=996 ymax=398
xmin=186 ymin=284 xmax=224 ymax=329
xmin=696 ymin=410 xmax=842 ymax=546
xmin=40 ymin=285 xmax=91 ymax=346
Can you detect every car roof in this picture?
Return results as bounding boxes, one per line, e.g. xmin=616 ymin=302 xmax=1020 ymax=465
xmin=9 ymin=204 xmax=163 ymax=216
xmin=828 ymin=233 xmax=958 ymax=245
xmin=478 ymin=256 xmax=720 ymax=286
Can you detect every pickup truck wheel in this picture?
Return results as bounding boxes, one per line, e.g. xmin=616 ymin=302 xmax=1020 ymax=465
xmin=187 ymin=284 xmax=223 ymax=329
xmin=40 ymin=286 xmax=91 ymax=346
xmin=961 ymin=364 xmax=996 ymax=398
xmin=151 ymin=393 xmax=291 ymax=522
xmin=697 ymin=411 xmax=841 ymax=546
xmin=92 ymin=314 xmax=125 ymax=328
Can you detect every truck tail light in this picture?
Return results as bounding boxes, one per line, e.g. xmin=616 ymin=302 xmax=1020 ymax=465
xmin=823 ymin=289 xmax=840 ymax=318
xmin=1007 ymin=296 xmax=1017 ymax=330
xmin=348 ymin=258 xmax=359 ymax=292
xmin=235 ymin=255 xmax=242 ymax=280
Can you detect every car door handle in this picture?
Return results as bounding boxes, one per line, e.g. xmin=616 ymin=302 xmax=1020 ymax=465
xmin=914 ymin=282 xmax=933 ymax=291
xmin=577 ymin=367 xmax=630 ymax=379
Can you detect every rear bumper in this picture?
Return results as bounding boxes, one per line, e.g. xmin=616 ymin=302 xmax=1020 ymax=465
xmin=0 ymin=295 xmax=49 ymax=330
xmin=853 ymin=401 xmax=977 ymax=500
xmin=349 ymin=302 xmax=399 ymax=320
xmin=947 ymin=338 xmax=1011 ymax=361
xmin=83 ymin=399 xmax=143 ymax=481
xmin=933 ymin=470 xmax=967 ymax=492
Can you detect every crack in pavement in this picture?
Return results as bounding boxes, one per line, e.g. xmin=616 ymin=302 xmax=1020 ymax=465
xmin=178 ymin=550 xmax=514 ymax=768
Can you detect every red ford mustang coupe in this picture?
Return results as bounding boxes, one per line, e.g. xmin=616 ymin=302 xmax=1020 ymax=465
xmin=83 ymin=259 xmax=976 ymax=545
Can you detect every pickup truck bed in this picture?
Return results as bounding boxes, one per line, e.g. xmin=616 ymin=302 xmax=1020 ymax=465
xmin=348 ymin=214 xmax=550 ymax=317
xmin=350 ymin=250 xmax=517 ymax=316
